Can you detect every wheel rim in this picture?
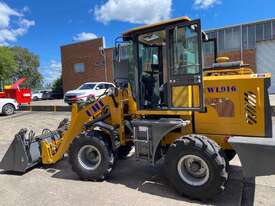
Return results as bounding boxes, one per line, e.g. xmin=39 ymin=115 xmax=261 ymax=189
xmin=78 ymin=145 xmax=102 ymax=170
xmin=177 ymin=154 xmax=210 ymax=186
xmin=4 ymin=105 xmax=13 ymax=115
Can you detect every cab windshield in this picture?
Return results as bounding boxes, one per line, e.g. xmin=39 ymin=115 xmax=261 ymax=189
xmin=78 ymin=83 xmax=96 ymax=90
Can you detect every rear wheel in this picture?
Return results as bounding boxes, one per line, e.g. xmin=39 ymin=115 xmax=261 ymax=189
xmin=165 ymin=135 xmax=228 ymax=200
xmin=2 ymin=104 xmax=15 ymax=116
xmin=69 ymin=131 xmax=115 ymax=181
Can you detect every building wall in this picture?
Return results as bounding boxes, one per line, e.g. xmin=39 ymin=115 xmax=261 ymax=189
xmin=61 ymin=38 xmax=113 ymax=92
xmin=206 ymin=18 xmax=275 ymax=72
xmin=218 ymin=49 xmax=256 ymax=71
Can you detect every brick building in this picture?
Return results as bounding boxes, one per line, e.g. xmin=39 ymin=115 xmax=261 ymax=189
xmin=61 ymin=38 xmax=113 ymax=92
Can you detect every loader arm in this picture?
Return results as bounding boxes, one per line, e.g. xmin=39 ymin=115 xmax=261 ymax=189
xmin=41 ymin=104 xmax=91 ymax=164
xmin=41 ymin=89 xmax=126 ymax=164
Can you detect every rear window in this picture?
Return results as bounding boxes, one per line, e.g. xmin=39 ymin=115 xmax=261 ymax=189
xmin=78 ymin=83 xmax=96 ymax=90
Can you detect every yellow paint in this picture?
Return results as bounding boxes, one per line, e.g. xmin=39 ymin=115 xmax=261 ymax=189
xmin=216 ymin=57 xmax=230 ymax=63
xmin=123 ymin=16 xmax=190 ymax=38
xmin=41 ymin=71 xmax=270 ymax=164
xmin=172 ymin=86 xmax=191 ymax=108
xmin=4 ymin=85 xmax=12 ymax=89
xmin=194 ymin=75 xmax=267 ymax=137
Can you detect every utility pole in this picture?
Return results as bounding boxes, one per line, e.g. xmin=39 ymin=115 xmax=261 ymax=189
xmin=99 ymin=46 xmax=108 ymax=81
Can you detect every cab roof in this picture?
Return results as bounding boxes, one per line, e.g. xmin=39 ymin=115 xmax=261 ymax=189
xmin=122 ymin=16 xmax=191 ymax=39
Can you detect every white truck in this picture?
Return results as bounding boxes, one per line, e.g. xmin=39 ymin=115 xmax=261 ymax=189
xmin=0 ymin=98 xmax=18 ymax=115
xmin=64 ymin=82 xmax=115 ymax=104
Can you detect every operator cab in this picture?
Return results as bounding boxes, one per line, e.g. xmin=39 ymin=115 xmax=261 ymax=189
xmin=114 ymin=17 xmax=205 ymax=112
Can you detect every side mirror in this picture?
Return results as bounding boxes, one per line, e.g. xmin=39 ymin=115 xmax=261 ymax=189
xmin=202 ymin=31 xmax=208 ymax=41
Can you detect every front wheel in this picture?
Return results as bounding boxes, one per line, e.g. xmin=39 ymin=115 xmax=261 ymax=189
xmin=2 ymin=104 xmax=15 ymax=115
xmin=69 ymin=131 xmax=115 ymax=181
xmin=33 ymin=96 xmax=39 ymax=101
xmin=165 ymin=135 xmax=228 ymax=200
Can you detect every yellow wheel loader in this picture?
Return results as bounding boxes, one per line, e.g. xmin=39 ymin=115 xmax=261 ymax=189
xmin=1 ymin=16 xmax=275 ymax=200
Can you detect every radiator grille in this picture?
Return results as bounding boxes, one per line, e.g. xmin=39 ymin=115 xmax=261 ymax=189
xmin=244 ymin=91 xmax=257 ymax=125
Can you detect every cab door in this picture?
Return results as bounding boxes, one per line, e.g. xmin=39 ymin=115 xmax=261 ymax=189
xmin=167 ymin=20 xmax=205 ymax=111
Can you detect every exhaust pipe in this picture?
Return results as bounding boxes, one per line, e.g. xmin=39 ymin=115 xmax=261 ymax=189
xmin=0 ymin=128 xmax=61 ymax=173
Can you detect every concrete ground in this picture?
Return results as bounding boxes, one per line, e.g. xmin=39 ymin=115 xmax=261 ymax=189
xmin=269 ymin=94 xmax=275 ymax=106
xmin=0 ymin=112 xmax=275 ymax=206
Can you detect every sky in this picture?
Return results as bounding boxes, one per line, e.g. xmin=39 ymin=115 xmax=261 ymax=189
xmin=1 ymin=0 xmax=275 ymax=84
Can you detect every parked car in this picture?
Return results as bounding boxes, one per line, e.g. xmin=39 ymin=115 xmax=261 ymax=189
xmin=51 ymin=91 xmax=64 ymax=99
xmin=0 ymin=98 xmax=18 ymax=115
xmin=32 ymin=90 xmax=44 ymax=101
xmin=41 ymin=91 xmax=53 ymax=100
xmin=32 ymin=90 xmax=52 ymax=101
xmin=64 ymin=82 xmax=115 ymax=104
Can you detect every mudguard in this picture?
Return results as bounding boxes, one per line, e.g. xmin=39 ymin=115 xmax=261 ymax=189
xmin=229 ymin=136 xmax=275 ymax=177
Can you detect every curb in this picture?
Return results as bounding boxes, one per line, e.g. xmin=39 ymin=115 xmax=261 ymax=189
xmin=19 ymin=105 xmax=71 ymax=112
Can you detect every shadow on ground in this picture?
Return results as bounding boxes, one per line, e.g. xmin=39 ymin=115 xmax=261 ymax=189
xmin=241 ymin=177 xmax=255 ymax=206
xmin=46 ymin=156 xmax=248 ymax=205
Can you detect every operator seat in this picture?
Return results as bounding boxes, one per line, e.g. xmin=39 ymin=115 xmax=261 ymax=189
xmin=141 ymin=72 xmax=156 ymax=108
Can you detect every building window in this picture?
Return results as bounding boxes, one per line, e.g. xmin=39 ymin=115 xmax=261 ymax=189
xmin=272 ymin=20 xmax=275 ymax=39
xmin=218 ymin=30 xmax=225 ymax=53
xmin=224 ymin=26 xmax=241 ymax=51
xmin=119 ymin=45 xmax=129 ymax=60
xmin=256 ymin=23 xmax=264 ymax=42
xmin=264 ymin=21 xmax=272 ymax=40
xmin=74 ymin=63 xmax=85 ymax=73
xmin=248 ymin=25 xmax=256 ymax=49
xmin=242 ymin=25 xmax=248 ymax=49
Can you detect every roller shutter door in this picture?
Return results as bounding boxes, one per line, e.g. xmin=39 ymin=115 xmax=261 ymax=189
xmin=256 ymin=40 xmax=275 ymax=93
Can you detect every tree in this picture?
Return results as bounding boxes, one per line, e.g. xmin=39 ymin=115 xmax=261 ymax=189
xmin=0 ymin=47 xmax=17 ymax=85
xmin=52 ymin=77 xmax=63 ymax=98
xmin=11 ymin=47 xmax=42 ymax=89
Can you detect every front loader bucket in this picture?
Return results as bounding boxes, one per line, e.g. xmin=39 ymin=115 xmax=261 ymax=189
xmin=229 ymin=136 xmax=275 ymax=177
xmin=0 ymin=129 xmax=41 ymax=173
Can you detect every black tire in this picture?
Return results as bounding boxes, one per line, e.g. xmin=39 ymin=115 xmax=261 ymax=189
xmin=69 ymin=131 xmax=115 ymax=181
xmin=33 ymin=96 xmax=39 ymax=101
xmin=165 ymin=135 xmax=228 ymax=200
xmin=117 ymin=143 xmax=134 ymax=159
xmin=2 ymin=104 xmax=15 ymax=116
xmin=224 ymin=150 xmax=236 ymax=161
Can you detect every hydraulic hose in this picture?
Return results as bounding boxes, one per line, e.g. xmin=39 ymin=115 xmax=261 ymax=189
xmin=85 ymin=112 xmax=111 ymax=129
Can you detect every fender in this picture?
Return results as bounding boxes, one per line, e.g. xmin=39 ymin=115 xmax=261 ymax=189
xmin=92 ymin=121 xmax=120 ymax=150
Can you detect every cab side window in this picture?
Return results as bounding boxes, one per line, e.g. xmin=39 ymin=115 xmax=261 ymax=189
xmin=104 ymin=84 xmax=113 ymax=89
xmin=97 ymin=84 xmax=105 ymax=89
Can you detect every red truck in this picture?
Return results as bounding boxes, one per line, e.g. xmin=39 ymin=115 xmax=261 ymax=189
xmin=0 ymin=77 xmax=32 ymax=104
